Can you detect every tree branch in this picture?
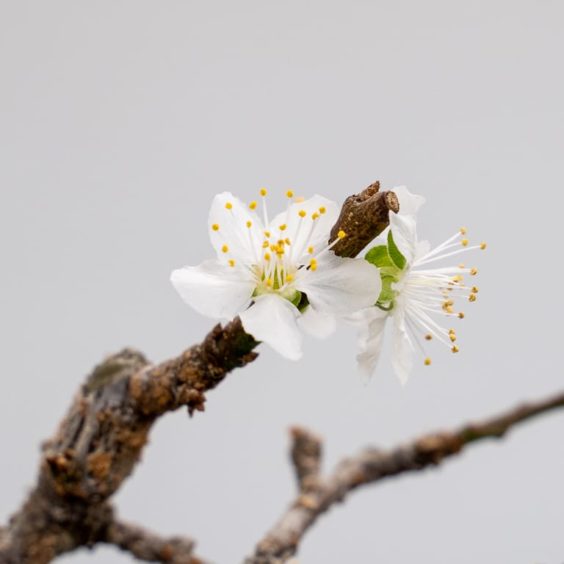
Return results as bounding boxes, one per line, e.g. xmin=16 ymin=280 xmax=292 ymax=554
xmin=103 ymin=518 xmax=205 ymax=564
xmin=0 ymin=181 xmax=396 ymax=563
xmin=246 ymin=390 xmax=564 ymax=563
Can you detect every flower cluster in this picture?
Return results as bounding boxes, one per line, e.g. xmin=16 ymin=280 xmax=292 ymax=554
xmin=171 ymin=186 xmax=485 ymax=383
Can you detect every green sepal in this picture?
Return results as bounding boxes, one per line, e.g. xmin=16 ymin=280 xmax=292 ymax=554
xmin=365 ymin=245 xmax=393 ymax=268
xmin=387 ymin=231 xmax=407 ymax=270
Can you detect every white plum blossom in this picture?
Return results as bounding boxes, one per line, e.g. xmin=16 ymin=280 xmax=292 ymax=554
xmin=171 ymin=189 xmax=382 ymax=360
xmin=355 ymin=186 xmax=486 ymax=385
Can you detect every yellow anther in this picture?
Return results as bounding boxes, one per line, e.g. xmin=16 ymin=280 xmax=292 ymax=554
xmin=249 ymin=201 xmax=258 ymax=210
xmin=458 ymin=263 xmax=465 ymax=269
xmin=424 ymin=357 xmax=432 ymax=366
xmin=228 ymin=259 xmax=236 ymax=267
xmin=286 ymin=190 xmax=294 ymax=198
xmin=449 ymin=333 xmax=457 ymax=342
xmin=225 ymin=202 xmax=233 ymax=210
xmin=279 ymin=224 xmax=287 ymax=231
xmin=260 ymin=188 xmax=267 ymax=197
xmin=266 ymin=277 xmax=273 ymax=287
xmin=461 ymin=238 xmax=469 ymax=247
xmin=309 ymin=258 xmax=318 ymax=271
xmin=460 ymin=227 xmax=467 ymax=235
xmin=262 ymin=240 xmax=269 ymax=248
xmin=445 ymin=306 xmax=454 ymax=314
xmin=264 ymin=230 xmax=271 ymax=238
xmin=307 ymin=246 xmax=314 ymax=254
xmin=264 ymin=252 xmax=271 ymax=261
xmin=425 ymin=334 xmax=433 ymax=341
xmin=298 ymin=209 xmax=306 ymax=218
xmin=221 ymin=244 xmax=229 ymax=253
xmin=246 ymin=220 xmax=252 ymax=228
xmin=458 ymin=312 xmax=465 ymax=319
xmin=319 ymin=206 xmax=326 ymax=214
xmin=285 ymin=238 xmax=291 ymax=245
xmin=469 ymin=293 xmax=477 ymax=302
xmin=212 ymin=223 xmax=220 ymax=231
xmin=480 ymin=242 xmax=487 ymax=250
xmin=453 ymin=274 xmax=463 ymax=283
xmin=312 ymin=212 xmax=320 ymax=220
xmin=337 ymin=230 xmax=346 ymax=239
xmin=472 ymin=286 xmax=479 ymax=293
xmin=451 ymin=345 xmax=460 ymax=353
xmin=470 ymin=267 xmax=478 ymax=276
xmin=286 ymin=274 xmax=294 ymax=283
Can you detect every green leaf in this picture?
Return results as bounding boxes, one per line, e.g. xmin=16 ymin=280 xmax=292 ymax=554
xmin=387 ymin=231 xmax=407 ymax=270
xmin=365 ymin=245 xmax=393 ymax=268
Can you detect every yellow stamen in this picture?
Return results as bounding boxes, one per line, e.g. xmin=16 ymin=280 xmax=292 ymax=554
xmin=228 ymin=259 xmax=235 ymax=267
xmin=264 ymin=252 xmax=271 ymax=261
xmin=458 ymin=312 xmax=465 ymax=319
xmin=319 ymin=206 xmax=326 ymax=214
xmin=246 ymin=220 xmax=252 ymax=228
xmin=312 ymin=212 xmax=320 ymax=220
xmin=264 ymin=230 xmax=271 ymax=238
xmin=469 ymin=293 xmax=477 ymax=302
xmin=451 ymin=345 xmax=460 ymax=353
xmin=309 ymin=258 xmax=317 ymax=271
xmin=449 ymin=333 xmax=457 ymax=342
xmin=470 ymin=267 xmax=478 ymax=276
xmin=266 ymin=278 xmax=273 ymax=287
xmin=460 ymin=227 xmax=467 ymax=235
xmin=424 ymin=357 xmax=432 ymax=366
xmin=461 ymin=238 xmax=469 ymax=247
xmin=472 ymin=286 xmax=479 ymax=293
xmin=286 ymin=274 xmax=294 ymax=282
xmin=286 ymin=190 xmax=294 ymax=198
xmin=221 ymin=244 xmax=229 ymax=253
xmin=480 ymin=242 xmax=487 ymax=250
xmin=298 ymin=209 xmax=306 ymax=218
xmin=225 ymin=202 xmax=233 ymax=210
xmin=458 ymin=263 xmax=465 ymax=269
xmin=260 ymin=188 xmax=267 ymax=197
xmin=249 ymin=201 xmax=258 ymax=210
xmin=212 ymin=223 xmax=220 ymax=231
xmin=285 ymin=238 xmax=291 ymax=245
xmin=307 ymin=246 xmax=314 ymax=254
xmin=262 ymin=240 xmax=269 ymax=248
xmin=337 ymin=230 xmax=346 ymax=239
xmin=279 ymin=224 xmax=287 ymax=231
xmin=425 ymin=334 xmax=432 ymax=341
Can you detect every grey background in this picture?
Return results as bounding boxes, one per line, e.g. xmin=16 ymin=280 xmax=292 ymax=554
xmin=1 ymin=1 xmax=563 ymax=562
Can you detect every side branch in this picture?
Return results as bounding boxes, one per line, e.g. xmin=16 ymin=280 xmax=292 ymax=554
xmin=247 ymin=390 xmax=564 ymax=563
xmin=103 ymin=519 xmax=205 ymax=564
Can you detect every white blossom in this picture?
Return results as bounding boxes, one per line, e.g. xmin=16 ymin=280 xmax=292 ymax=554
xmin=355 ymin=186 xmax=486 ymax=384
xmin=171 ymin=189 xmax=382 ymax=360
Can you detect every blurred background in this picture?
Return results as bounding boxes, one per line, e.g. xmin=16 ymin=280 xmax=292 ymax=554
xmin=1 ymin=1 xmax=563 ymax=562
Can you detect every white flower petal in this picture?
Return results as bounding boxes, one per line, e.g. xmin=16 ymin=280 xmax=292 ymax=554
xmin=352 ymin=307 xmax=389 ymax=380
xmin=239 ymin=294 xmax=303 ymax=360
xmin=391 ymin=305 xmax=414 ymax=386
xmin=393 ymin=185 xmax=426 ymax=217
xmin=269 ymin=195 xmax=339 ymax=261
xmin=296 ymin=254 xmax=381 ymax=315
xmin=208 ymin=192 xmax=264 ymax=264
xmin=170 ymin=260 xmax=254 ymax=320
xmin=297 ymin=306 xmax=337 ymax=339
xmin=389 ymin=212 xmax=419 ymax=265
